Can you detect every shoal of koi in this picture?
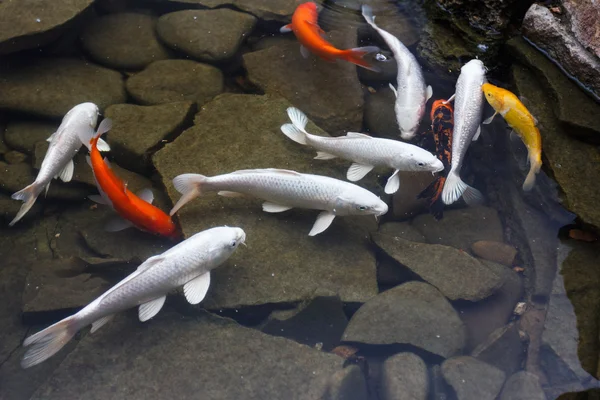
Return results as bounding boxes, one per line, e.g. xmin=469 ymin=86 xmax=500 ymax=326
xmin=9 ymin=1 xmax=543 ymax=235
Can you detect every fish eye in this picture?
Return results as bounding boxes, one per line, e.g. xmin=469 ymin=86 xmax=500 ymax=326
xmin=230 ymin=240 xmax=237 ymax=247
xmin=418 ymin=162 xmax=424 ymax=166
xmin=357 ymin=206 xmax=367 ymax=211
xmin=375 ymin=53 xmax=388 ymax=62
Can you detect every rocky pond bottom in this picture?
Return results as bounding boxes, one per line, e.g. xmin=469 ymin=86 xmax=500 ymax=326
xmin=1 ymin=1 xmax=600 ymax=400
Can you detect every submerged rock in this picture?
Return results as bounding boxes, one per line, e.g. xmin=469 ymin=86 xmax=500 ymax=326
xmin=32 ymin=310 xmax=349 ymax=400
xmin=511 ymin=64 xmax=600 ymax=229
xmin=342 ymin=282 xmax=466 ymax=358
xmin=80 ymin=12 xmax=171 ymax=70
xmin=417 ymin=20 xmax=472 ymax=73
xmin=243 ymin=30 xmax=364 ymax=135
xmin=471 ymin=240 xmax=517 ymax=266
xmin=441 ymin=356 xmax=506 ymax=400
xmin=4 ymin=120 xmax=55 ymax=155
xmin=125 ymin=59 xmax=224 ymax=106
xmin=153 ymin=94 xmax=379 ymax=309
xmin=4 ymin=150 xmax=27 ymax=165
xmin=363 ymin=86 xmax=398 ymax=138
xmin=470 ymin=322 xmax=525 ymax=376
xmin=522 ymin=4 xmax=600 ymax=100
xmin=507 ymin=37 xmax=600 ymax=142
xmin=499 ymin=371 xmax=546 ymax=400
xmin=325 ymin=365 xmax=369 ymax=400
xmin=105 ymin=101 xmax=195 ymax=173
xmin=157 ymin=9 xmax=256 ymax=62
xmin=0 ymin=58 xmax=126 ymax=119
xmin=411 ymin=206 xmax=504 ymax=251
xmin=166 ymin=0 xmax=305 ymax=23
xmin=371 ymin=235 xmax=504 ymax=301
xmin=391 ymin=172 xmax=436 ymax=220
xmin=0 ymin=0 xmax=94 ymax=55
xmin=380 ymin=352 xmax=429 ymax=400
xmin=562 ymin=0 xmax=600 ymax=60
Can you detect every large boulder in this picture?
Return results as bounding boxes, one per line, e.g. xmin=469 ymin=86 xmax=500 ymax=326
xmin=342 ymin=282 xmax=466 ymax=358
xmin=511 ymin=64 xmax=600 ymax=229
xmin=3 ymin=120 xmax=55 ymax=155
xmin=0 ymin=0 xmax=94 ymax=55
xmin=562 ymin=0 xmax=600 ymax=59
xmin=522 ymin=4 xmax=600 ymax=100
xmin=152 ymin=94 xmax=380 ymax=309
xmin=243 ymin=30 xmax=365 ymax=136
xmin=0 ymin=58 xmax=126 ymax=119
xmin=156 ymin=9 xmax=256 ymax=62
xmin=31 ymin=310 xmax=351 ymax=400
xmin=441 ymin=356 xmax=506 ymax=400
xmin=80 ymin=12 xmax=171 ymax=70
xmin=105 ymin=101 xmax=195 ymax=173
xmin=380 ymin=353 xmax=429 ymax=400
xmin=499 ymin=371 xmax=546 ymax=400
xmin=125 ymin=59 xmax=224 ymax=106
xmin=372 ymin=234 xmax=505 ymax=301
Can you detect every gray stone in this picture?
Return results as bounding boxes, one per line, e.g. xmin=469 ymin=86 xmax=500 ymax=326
xmin=342 ymin=282 xmax=466 ymax=358
xmin=4 ymin=120 xmax=55 ymax=154
xmin=441 ymin=356 xmax=506 ymax=400
xmin=372 ymin=235 xmax=504 ymax=301
xmin=511 ymin=64 xmax=600 ymax=230
xmin=380 ymin=352 xmax=428 ymax=400
xmin=471 ymin=240 xmax=517 ymax=267
xmin=156 ymin=9 xmax=256 ymax=62
xmin=325 ymin=365 xmax=369 ymax=400
xmin=243 ymin=30 xmax=364 ymax=136
xmin=0 ymin=161 xmax=91 ymax=201
xmin=499 ymin=371 xmax=546 ymax=400
xmin=32 ymin=310 xmax=347 ymax=399
xmin=357 ymin=7 xmax=418 ymax=48
xmin=126 ymin=59 xmax=224 ymax=106
xmin=411 ymin=206 xmax=504 ymax=251
xmin=363 ymin=86 xmax=398 ymax=138
xmin=417 ymin=20 xmax=472 ymax=73
xmin=262 ymin=293 xmax=348 ymax=351
xmin=456 ymin=264 xmax=523 ymax=351
xmin=507 ymin=37 xmax=600 ymax=142
xmin=471 ymin=323 xmax=525 ymax=376
xmin=105 ymin=101 xmax=195 ymax=172
xmin=0 ymin=0 xmax=94 ymax=55
xmin=522 ymin=4 xmax=600 ymax=100
xmin=392 ymin=172 xmax=436 ymax=220
xmin=22 ymin=258 xmax=110 ymax=318
xmin=80 ymin=12 xmax=171 ymax=70
xmin=562 ymin=0 xmax=600 ymax=59
xmin=153 ymin=94 xmax=379 ymax=309
xmin=377 ymin=222 xmax=426 ymax=243
xmin=4 ymin=150 xmax=27 ymax=164
xmin=165 ymin=0 xmax=306 ymax=23
xmin=0 ymin=58 xmax=126 ymax=119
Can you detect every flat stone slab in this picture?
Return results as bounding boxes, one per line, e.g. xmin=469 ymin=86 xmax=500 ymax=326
xmin=153 ymin=93 xmax=379 ymax=309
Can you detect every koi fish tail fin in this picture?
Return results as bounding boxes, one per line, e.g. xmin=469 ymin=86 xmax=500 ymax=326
xmin=9 ymin=183 xmax=44 ymax=227
xmin=171 ymin=174 xmax=207 ymax=215
xmin=21 ymin=315 xmax=78 ymax=368
xmin=78 ymin=118 xmax=112 ymax=152
xmin=523 ymin=156 xmax=542 ymax=191
xmin=340 ymin=46 xmax=381 ymax=72
xmin=441 ymin=170 xmax=467 ymax=205
xmin=281 ymin=107 xmax=309 ymax=145
xmin=417 ymin=176 xmax=446 ymax=220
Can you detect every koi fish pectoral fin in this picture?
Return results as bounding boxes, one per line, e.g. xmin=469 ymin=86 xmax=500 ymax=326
xmin=426 ymin=86 xmax=433 ymax=101
xmin=347 ymin=163 xmax=374 ymax=181
xmin=105 ymin=217 xmax=134 ymax=232
xmin=444 ymin=94 xmax=455 ymax=104
xmin=56 ymin=159 xmax=74 ymax=183
xmin=300 ymin=45 xmax=310 ymax=59
xmin=280 ymin=23 xmax=293 ymax=33
xmin=384 ymin=170 xmax=401 ymax=194
xmin=309 ymin=211 xmax=336 ymax=236
xmin=183 ymin=272 xmax=211 ymax=305
xmin=483 ymin=111 xmax=498 ymax=125
xmin=136 ymin=188 xmax=154 ymax=204
xmin=388 ymin=83 xmax=398 ymax=98
xmin=138 ymin=296 xmax=166 ymax=322
xmin=472 ymin=125 xmax=481 ymax=141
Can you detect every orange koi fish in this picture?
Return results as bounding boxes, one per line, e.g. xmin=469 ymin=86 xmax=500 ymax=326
xmin=280 ymin=2 xmax=380 ymax=71
xmin=418 ymin=100 xmax=454 ymax=220
xmin=81 ymin=119 xmax=179 ymax=239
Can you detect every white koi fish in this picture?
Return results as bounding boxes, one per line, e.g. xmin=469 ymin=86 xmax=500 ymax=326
xmin=362 ymin=5 xmax=432 ymax=140
xmin=21 ymin=226 xmax=246 ymax=368
xmin=281 ymin=107 xmax=443 ymax=194
xmin=170 ymin=169 xmax=388 ymax=236
xmin=441 ymin=59 xmax=487 ymax=205
xmin=9 ymin=102 xmax=110 ymax=226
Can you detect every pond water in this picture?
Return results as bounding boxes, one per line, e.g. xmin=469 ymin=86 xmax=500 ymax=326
xmin=1 ymin=0 xmax=599 ymax=399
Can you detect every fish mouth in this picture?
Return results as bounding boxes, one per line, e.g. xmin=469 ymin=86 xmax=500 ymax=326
xmin=237 ymin=229 xmax=247 ymax=247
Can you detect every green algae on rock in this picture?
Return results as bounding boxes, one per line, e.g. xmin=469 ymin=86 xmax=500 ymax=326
xmin=243 ymin=30 xmax=365 ymax=136
xmin=105 ymin=101 xmax=195 ymax=173
xmin=152 ymin=93 xmax=379 ymax=309
xmin=0 ymin=0 xmax=94 ymax=55
xmin=80 ymin=12 xmax=171 ymax=70
xmin=342 ymin=281 xmax=466 ymax=358
xmin=0 ymin=58 xmax=126 ymax=119
xmin=156 ymin=9 xmax=256 ymax=62
xmin=126 ymin=59 xmax=224 ymax=106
